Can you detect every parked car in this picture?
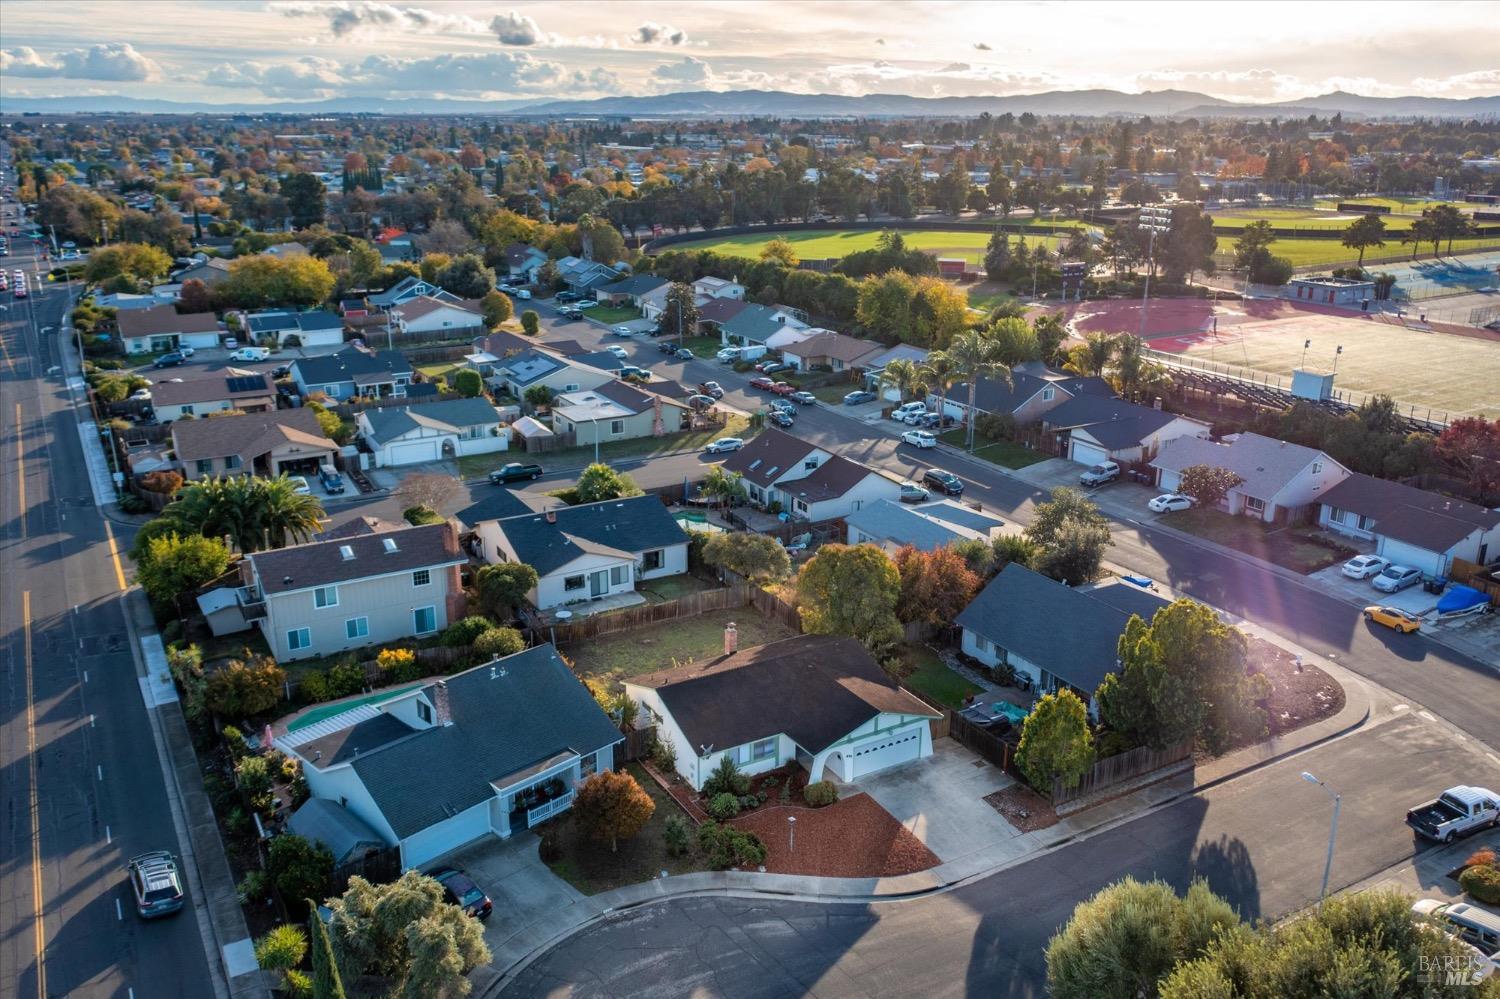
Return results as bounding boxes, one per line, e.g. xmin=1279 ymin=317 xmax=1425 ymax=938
xmin=129 ymin=387 xmax=152 ymax=401
xmin=287 ymin=475 xmax=312 ymax=495
xmin=716 ymin=347 xmax=741 ymax=363
xmin=514 ymin=289 xmax=532 ymax=300
xmin=558 ymin=307 xmax=583 ymax=320
xmin=657 ymin=339 xmax=678 ymax=353
xmin=1148 ymin=493 xmax=1195 ymax=513
xmin=618 ymin=365 xmax=650 ymax=381
xmin=1406 ymin=785 xmax=1500 ymax=843
xmin=748 ymin=375 xmax=775 ymax=391
xmin=489 ymin=462 xmax=543 ymax=484
xmin=789 ymin=391 xmax=817 ymax=405
xmin=605 ymin=345 xmax=629 ymax=359
xmin=229 ymin=346 xmax=271 ymax=362
xmin=126 ymin=851 xmax=185 ymax=919
xmin=891 ymin=402 xmax=927 ymax=422
xmin=1341 ymin=554 xmax=1390 ymax=580
xmin=767 ymin=399 xmax=796 ymax=415
xmin=843 ymin=390 xmax=877 ymax=405
xmin=498 ymin=283 xmax=518 ymax=294
xmin=686 ymin=394 xmax=718 ymax=409
xmin=610 ymin=326 xmax=636 ymax=337
xmin=153 ymin=352 xmax=186 ymax=369
xmin=1363 ymin=605 xmax=1421 ymax=634
xmin=674 ymin=348 xmax=694 ymax=360
xmin=1372 ymin=564 xmax=1422 ymax=593
xmin=555 ymin=290 xmax=578 ymax=302
xmin=1079 ymin=461 xmax=1121 ymax=487
xmin=899 ymin=481 xmax=930 ymax=503
xmin=1410 ymin=899 xmax=1500 ymax=971
xmin=770 ymin=381 xmax=797 ymax=396
xmin=699 ymin=381 xmax=725 ymax=399
xmin=432 ymin=868 xmax=493 ymax=921
xmin=922 ymin=468 xmax=964 ymax=495
xmin=178 ymin=345 xmax=196 ymax=357
xmin=900 ymin=429 xmax=937 ymax=449
xmin=917 ymin=412 xmax=955 ymax=429
xmin=574 ymin=300 xmax=596 ymax=310
xmin=770 ymin=409 xmax=795 ymax=427
xmin=756 ymin=360 xmax=788 ymax=374
xmin=317 ymin=464 xmax=346 ymax=495
xmin=703 ymin=437 xmax=743 ymax=454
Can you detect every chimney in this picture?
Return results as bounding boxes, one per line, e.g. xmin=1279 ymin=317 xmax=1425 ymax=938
xmin=432 ymin=680 xmax=453 ymax=727
xmin=546 ymin=509 xmax=557 ymax=524
xmin=724 ymin=621 xmax=738 ymax=656
xmin=1153 ymin=396 xmax=1163 ymax=410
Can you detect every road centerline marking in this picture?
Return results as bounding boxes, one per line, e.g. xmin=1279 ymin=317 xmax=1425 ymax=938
xmin=23 ymin=590 xmax=48 ymax=997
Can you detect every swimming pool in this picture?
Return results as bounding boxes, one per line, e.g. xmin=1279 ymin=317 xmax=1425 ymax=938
xmin=674 ymin=511 xmax=725 ymax=532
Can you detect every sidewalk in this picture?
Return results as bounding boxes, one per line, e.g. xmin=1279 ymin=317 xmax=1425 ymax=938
xmin=481 ymin=634 xmax=1374 ymax=994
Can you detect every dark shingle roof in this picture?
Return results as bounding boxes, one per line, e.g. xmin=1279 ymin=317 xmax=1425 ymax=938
xmin=599 ymin=274 xmax=668 ymax=296
xmin=490 ymin=496 xmax=688 ymax=575
xmin=779 ymin=454 xmax=875 ymax=504
xmin=696 ymin=298 xmax=750 ymax=325
xmin=149 ymin=369 xmax=273 ymax=408
xmin=720 ymin=428 xmax=819 ymax=488
xmin=360 ymin=398 xmax=501 ymax=441
xmin=1317 ymin=473 xmax=1500 ymax=553
xmin=454 ymin=488 xmax=537 ymax=528
xmin=249 ymin=523 xmax=463 ymax=596
xmin=955 ymin=564 xmax=1170 ymax=697
xmin=116 ymin=305 xmax=220 ymax=337
xmin=293 ymin=346 xmax=412 ymax=386
xmin=629 ymin=636 xmax=938 ymax=755
xmin=1042 ymin=394 xmax=1182 ymax=449
xmin=348 ymin=645 xmax=624 ymax=838
xmin=952 ymin=369 xmax=1108 ymax=416
xmin=286 ymin=799 xmax=386 ymax=865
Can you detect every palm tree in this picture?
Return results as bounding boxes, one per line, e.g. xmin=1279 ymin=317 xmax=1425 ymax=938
xmin=878 ymin=358 xmax=930 ymax=403
xmin=919 ymin=352 xmax=960 ymax=427
xmin=1062 ymin=332 xmax=1117 ymax=377
xmin=699 ymin=465 xmax=746 ymax=514
xmin=945 ymin=331 xmax=1012 ymax=450
xmin=255 ymin=476 xmax=328 ymax=549
xmin=168 ymin=475 xmax=325 ymax=553
xmin=1108 ymin=335 xmax=1173 ymax=402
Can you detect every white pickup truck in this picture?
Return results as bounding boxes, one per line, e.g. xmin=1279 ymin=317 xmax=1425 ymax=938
xmin=1079 ymin=461 xmax=1121 ymax=487
xmin=1406 ymin=785 xmax=1500 ymax=843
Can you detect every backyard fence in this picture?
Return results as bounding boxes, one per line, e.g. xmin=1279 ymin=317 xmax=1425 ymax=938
xmin=948 ymin=710 xmax=1020 ymax=776
xmin=536 ymin=584 xmax=754 ymax=645
xmin=1050 ymin=739 xmax=1194 ymax=806
xmin=617 ymin=725 xmax=658 ymax=763
xmin=897 ymin=682 xmax=952 ymax=741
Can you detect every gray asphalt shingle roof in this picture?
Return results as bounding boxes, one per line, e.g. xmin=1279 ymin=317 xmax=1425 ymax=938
xmin=454 ymin=488 xmax=537 ymax=527
xmin=348 ymin=645 xmax=624 ymax=838
xmin=361 ymin=398 xmax=502 ymax=442
xmin=285 ymin=798 xmax=387 ymax=865
xmin=1042 ymin=393 xmax=1183 ymax=448
xmin=293 ymin=346 xmax=412 ymax=387
xmin=489 ymin=496 xmax=688 ymax=575
xmin=1317 ymin=473 xmax=1500 ymax=553
xmin=248 ymin=522 xmax=462 ymax=596
xmin=846 ymin=500 xmax=1004 ymax=551
xmin=1152 ymin=432 xmax=1334 ymax=501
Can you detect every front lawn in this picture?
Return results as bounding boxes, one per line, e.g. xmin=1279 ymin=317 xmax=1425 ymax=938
xmin=811 ymin=384 xmax=858 ymax=404
xmin=938 ymin=429 xmax=1048 ymax=469
xmin=584 ymin=305 xmax=642 ymax=326
xmin=1169 ymin=507 xmax=1357 ymax=575
xmin=456 ymin=415 xmax=752 ymax=479
xmin=896 ymin=644 xmax=981 ymax=710
xmin=680 ymin=335 xmax=725 ymax=359
xmin=540 ymin=763 xmax=703 ymax=894
xmin=569 ymin=607 xmax=798 ymax=689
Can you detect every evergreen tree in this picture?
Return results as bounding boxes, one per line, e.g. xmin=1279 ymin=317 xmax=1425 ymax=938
xmin=307 ymin=904 xmax=349 ymax=999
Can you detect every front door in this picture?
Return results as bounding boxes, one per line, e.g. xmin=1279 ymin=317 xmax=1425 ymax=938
xmin=590 ymin=570 xmax=608 ymax=597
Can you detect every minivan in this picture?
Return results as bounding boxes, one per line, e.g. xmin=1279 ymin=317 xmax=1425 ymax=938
xmin=1412 ymin=899 xmax=1500 ymax=971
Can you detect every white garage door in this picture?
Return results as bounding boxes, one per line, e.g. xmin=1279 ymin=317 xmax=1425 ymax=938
xmin=401 ymin=805 xmax=490 ymax=869
xmin=848 ymin=725 xmax=923 ymax=780
xmin=386 ymin=439 xmax=442 ymax=466
xmin=1069 ymin=438 xmax=1109 ymax=467
xmin=1378 ymin=538 xmax=1443 ymax=577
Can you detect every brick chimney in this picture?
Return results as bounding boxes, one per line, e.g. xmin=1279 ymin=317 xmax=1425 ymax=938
xmin=432 ymin=680 xmax=453 ymax=727
xmin=724 ymin=622 xmax=738 ymax=656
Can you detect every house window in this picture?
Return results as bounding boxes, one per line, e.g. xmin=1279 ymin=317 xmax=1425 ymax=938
xmin=563 ymin=383 xmax=580 ymax=392
xmin=1312 ymin=461 xmax=1323 ymax=474
xmin=314 ymin=586 xmax=339 ymax=608
xmin=1244 ymin=496 xmax=1266 ymax=513
xmin=412 ymin=606 xmax=437 ymax=634
xmin=751 ymin=737 xmax=776 ymax=761
xmin=196 ymin=459 xmax=214 ymax=475
xmin=803 ymin=458 xmax=819 ymax=470
xmin=564 ymin=574 xmax=586 ymax=592
xmin=181 ymin=405 xmax=195 ymax=417
xmin=412 ymin=569 xmax=431 ymax=587
xmin=1328 ymin=506 xmax=1346 ymax=524
xmin=973 ymin=634 xmax=992 ymax=653
xmin=794 ymin=498 xmax=809 ymax=514
xmin=609 ymin=565 xmax=628 ymax=586
xmin=224 ymin=455 xmax=241 ymax=470
xmin=580 ymin=753 xmax=597 ymax=778
xmin=287 ymin=628 xmax=311 ymax=652
xmin=641 ymin=550 xmax=663 ymax=572
xmin=610 ymin=420 xmax=625 ymax=436
xmin=416 ymin=700 xmax=432 ymax=724
xmin=345 ymin=617 xmax=369 ymax=640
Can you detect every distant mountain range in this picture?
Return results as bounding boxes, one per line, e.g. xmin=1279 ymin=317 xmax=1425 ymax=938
xmin=3 ymin=88 xmax=1497 ymax=119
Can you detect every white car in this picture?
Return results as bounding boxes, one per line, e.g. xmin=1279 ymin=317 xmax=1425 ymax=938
xmin=891 ymin=402 xmax=927 ymax=422
xmin=287 ymin=476 xmax=311 ymax=495
xmin=1372 ymin=564 xmax=1422 ymax=593
xmin=900 ymin=429 xmax=937 ymax=449
xmin=703 ymin=437 xmax=743 ymax=454
xmin=899 ymin=481 xmax=930 ymax=503
xmin=612 ymin=326 xmax=636 ymax=337
xmin=129 ymin=388 xmax=152 ymax=401
xmin=605 ymin=345 xmax=629 ymax=360
xmin=1148 ymin=493 xmax=1195 ymax=513
xmin=1341 ymin=554 xmax=1390 ymax=580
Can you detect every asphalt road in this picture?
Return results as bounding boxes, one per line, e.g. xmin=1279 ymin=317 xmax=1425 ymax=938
xmin=506 ymin=714 xmax=1492 ymax=998
xmin=0 ymin=208 xmax=215 ymax=995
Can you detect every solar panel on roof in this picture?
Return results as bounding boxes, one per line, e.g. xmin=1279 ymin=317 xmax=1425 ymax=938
xmin=226 ymin=375 xmax=267 ymax=393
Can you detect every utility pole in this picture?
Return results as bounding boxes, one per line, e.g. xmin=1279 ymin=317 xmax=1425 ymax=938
xmin=1301 ymin=772 xmax=1341 ymax=910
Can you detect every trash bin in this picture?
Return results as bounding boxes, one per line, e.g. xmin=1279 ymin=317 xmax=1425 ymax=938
xmin=1423 ymin=575 xmax=1447 ymax=594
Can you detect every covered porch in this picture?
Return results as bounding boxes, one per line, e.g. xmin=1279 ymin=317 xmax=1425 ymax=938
xmin=489 ymin=751 xmax=584 ymax=838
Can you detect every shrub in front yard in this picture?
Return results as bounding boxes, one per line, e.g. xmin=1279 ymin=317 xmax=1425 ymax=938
xmin=703 ymin=755 xmax=751 ymax=798
xmin=440 ymin=615 xmax=494 ymax=647
xmin=573 ymin=770 xmax=655 ymax=852
xmin=708 ymin=792 xmax=741 ymax=820
xmin=803 ymin=781 xmax=839 ymax=807
xmin=1459 ymin=863 xmax=1500 ymax=904
xmin=234 ymin=754 xmax=274 ymax=810
xmin=236 ymin=869 xmax=269 ymax=904
xmin=698 ymin=822 xmax=767 ymax=869
xmin=663 ymin=815 xmax=692 ymax=857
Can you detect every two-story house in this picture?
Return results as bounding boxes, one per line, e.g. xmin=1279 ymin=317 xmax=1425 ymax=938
xmin=273 ymin=643 xmax=623 ymax=868
xmin=238 ymin=522 xmax=467 ymax=661
xmin=502 ymin=243 xmax=549 ymax=283
xmin=170 ymin=409 xmax=337 ymax=481
xmin=720 ymin=428 xmax=902 ymax=522
xmin=291 ymin=345 xmax=414 ymax=401
xmin=367 ymin=275 xmax=446 ymax=311
xmin=357 ymin=398 xmax=508 ymax=467
xmin=1152 ymin=432 xmax=1350 ymax=523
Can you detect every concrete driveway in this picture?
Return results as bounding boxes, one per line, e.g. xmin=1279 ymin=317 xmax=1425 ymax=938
xmin=1307 ymin=562 xmax=1443 ymax=616
xmin=441 ymin=832 xmax=587 ymax=968
xmin=852 ymin=738 xmax=1020 ymax=866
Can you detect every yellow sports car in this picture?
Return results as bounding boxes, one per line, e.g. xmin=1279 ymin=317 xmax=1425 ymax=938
xmin=1363 ymin=605 xmax=1421 ymax=633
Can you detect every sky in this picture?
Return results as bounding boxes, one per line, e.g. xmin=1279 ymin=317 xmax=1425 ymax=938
xmin=1 ymin=0 xmax=1497 ymax=106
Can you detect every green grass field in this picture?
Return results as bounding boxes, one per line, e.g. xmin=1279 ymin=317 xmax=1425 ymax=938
xmin=1313 ymin=196 xmax=1467 ymax=213
xmin=663 ymin=226 xmax=1080 ymax=266
xmin=1213 ymin=234 xmax=1500 ymax=268
xmin=1213 ymin=207 xmax=1421 ymax=232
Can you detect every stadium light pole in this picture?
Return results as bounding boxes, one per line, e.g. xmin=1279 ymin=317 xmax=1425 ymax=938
xmin=1137 ymin=206 xmax=1173 ymax=339
xmin=1301 ymin=771 xmax=1340 ymax=910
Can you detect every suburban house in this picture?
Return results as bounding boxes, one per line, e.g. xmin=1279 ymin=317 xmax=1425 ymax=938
xmin=694 ymin=297 xmax=750 ymax=336
xmin=1042 ymin=394 xmax=1211 ymax=467
xmin=718 ymin=303 xmax=808 ymax=347
xmin=238 ymin=521 xmax=467 ymax=662
xmin=172 ymin=256 xmax=233 ymax=287
xmin=502 ymin=243 xmax=549 ymax=282
xmin=170 ymin=408 xmax=337 ymax=481
xmin=285 ymin=799 xmax=387 ymax=868
xmin=453 ymin=488 xmax=538 ymax=532
xmin=625 ymin=634 xmax=940 ymax=790
xmin=866 ymin=344 xmax=931 ymax=401
xmin=356 ymin=398 xmax=508 ymax=467
xmin=367 ymin=276 xmax=446 ymax=310
xmin=556 ymin=256 xmax=623 ymax=295
xmin=149 ymin=369 xmax=275 ymax=422
xmin=391 ymin=296 xmax=484 ymax=336
xmin=780 ymin=330 xmax=883 ymax=373
xmin=720 ymin=428 xmax=903 ymax=521
xmin=244 ymin=309 xmax=345 ymax=349
xmin=595 ymin=274 xmax=668 ymax=308
xmin=846 ymin=499 xmax=1006 ymax=553
xmin=638 ymin=283 xmax=673 ymax=322
xmin=487 ymin=349 xmax=611 ymax=399
xmin=549 ymin=381 xmax=690 ymax=445
xmin=1152 ymin=432 xmax=1350 ymax=523
xmin=1317 ymin=473 xmax=1500 ymax=576
xmin=468 ymin=496 xmax=690 ymax=611
xmin=117 ymin=306 xmax=222 ymax=355
xmin=693 ymin=276 xmax=745 ymax=301
xmin=938 ymin=363 xmax=1111 ymax=424
xmin=956 ymin=564 xmax=1171 ymax=715
xmin=274 ymin=643 xmax=623 ymax=868
xmin=291 ymin=346 xmax=414 ymax=401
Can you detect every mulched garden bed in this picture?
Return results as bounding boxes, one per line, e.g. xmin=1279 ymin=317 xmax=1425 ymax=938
xmin=731 ymin=794 xmax=938 ymax=878
xmin=1246 ymin=636 xmax=1346 ymax=739
xmin=983 ymin=784 xmax=1059 ymax=833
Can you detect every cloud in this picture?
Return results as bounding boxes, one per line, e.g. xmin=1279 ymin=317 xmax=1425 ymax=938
xmin=216 ymin=57 xmax=344 ymax=98
xmin=654 ymin=56 xmax=713 ymax=85
xmin=798 ymin=60 xmax=1058 ymax=99
xmin=649 ymin=56 xmax=773 ymax=93
xmin=210 ymin=49 xmax=611 ymax=99
xmin=875 ymin=38 xmax=886 ymax=46
xmin=633 ymin=21 xmax=687 ymax=46
xmin=0 ymin=43 xmax=159 ymax=81
xmin=939 ymin=62 xmax=971 ymax=73
xmin=275 ymin=2 xmax=487 ymax=37
xmin=490 ymin=10 xmax=542 ymax=46
xmin=974 ymin=42 xmax=992 ymax=51
xmin=1409 ymin=69 xmax=1500 ymax=96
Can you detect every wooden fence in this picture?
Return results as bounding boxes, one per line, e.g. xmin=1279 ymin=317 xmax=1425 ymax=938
xmin=948 ymin=710 xmax=1019 ymax=774
xmin=536 ymin=584 xmax=753 ymax=645
xmin=617 ymin=725 xmax=658 ymax=763
xmin=898 ymin=683 xmax=952 ymax=740
xmin=1050 ymin=739 xmax=1194 ymax=805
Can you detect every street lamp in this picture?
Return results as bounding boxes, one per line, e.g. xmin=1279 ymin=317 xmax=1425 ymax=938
xmin=1301 ymin=771 xmax=1341 ymax=909
xmin=787 ymin=814 xmax=796 ymax=854
xmin=1137 ymin=206 xmax=1173 ymax=339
